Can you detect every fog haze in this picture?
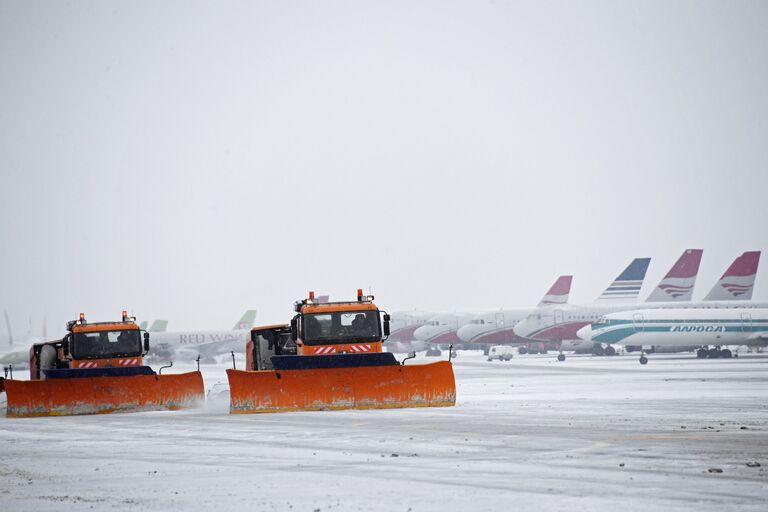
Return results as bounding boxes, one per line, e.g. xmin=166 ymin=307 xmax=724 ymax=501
xmin=1 ymin=0 xmax=767 ymax=336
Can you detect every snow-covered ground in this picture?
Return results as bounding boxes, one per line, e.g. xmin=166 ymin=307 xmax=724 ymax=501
xmin=1 ymin=351 xmax=767 ymax=511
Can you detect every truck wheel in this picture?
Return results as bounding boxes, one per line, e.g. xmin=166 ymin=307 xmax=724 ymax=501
xmin=721 ymin=349 xmax=732 ymax=359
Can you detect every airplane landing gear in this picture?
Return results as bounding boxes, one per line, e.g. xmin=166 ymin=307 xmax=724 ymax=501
xmin=604 ymin=345 xmax=616 ymax=356
xmin=695 ymin=346 xmax=734 ymax=359
xmin=639 ymin=350 xmax=648 ymax=365
xmin=557 ymin=353 xmax=566 ymax=362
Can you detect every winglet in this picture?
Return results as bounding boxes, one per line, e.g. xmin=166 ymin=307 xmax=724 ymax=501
xmin=704 ymin=251 xmax=761 ymax=301
xmin=537 ymin=275 xmax=573 ymax=307
xmin=595 ymin=258 xmax=651 ymax=302
xmin=646 ymin=249 xmax=703 ymax=302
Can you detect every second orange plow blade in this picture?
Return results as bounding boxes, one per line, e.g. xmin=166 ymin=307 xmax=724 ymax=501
xmin=227 ymin=359 xmax=456 ymax=413
xmin=4 ymin=371 xmax=204 ymax=417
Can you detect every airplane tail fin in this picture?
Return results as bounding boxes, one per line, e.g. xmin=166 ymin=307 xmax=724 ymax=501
xmin=595 ymin=258 xmax=651 ymax=302
xmin=646 ymin=249 xmax=703 ymax=302
xmin=148 ymin=320 xmax=169 ymax=332
xmin=537 ymin=275 xmax=573 ymax=307
xmin=139 ymin=321 xmax=148 ymax=330
xmin=234 ymin=310 xmax=258 ymax=330
xmin=703 ymin=251 xmax=761 ymax=301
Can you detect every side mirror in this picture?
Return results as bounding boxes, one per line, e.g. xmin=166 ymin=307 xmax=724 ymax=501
xmin=290 ymin=317 xmax=298 ymax=342
xmin=143 ymin=331 xmax=150 ymax=353
xmin=383 ymin=313 xmax=391 ymax=336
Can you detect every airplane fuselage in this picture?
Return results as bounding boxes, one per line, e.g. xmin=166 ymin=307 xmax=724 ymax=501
xmin=578 ymin=308 xmax=768 ymax=349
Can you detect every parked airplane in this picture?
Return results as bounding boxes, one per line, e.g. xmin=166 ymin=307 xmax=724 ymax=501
xmin=412 ymin=312 xmax=475 ymax=353
xmin=512 ymin=257 xmax=652 ymax=356
xmin=454 ymin=275 xmax=573 ymax=352
xmin=147 ymin=310 xmax=257 ymax=361
xmin=385 ymin=310 xmax=437 ymax=353
xmin=514 ymin=251 xmax=763 ymax=360
xmin=577 ymin=308 xmax=768 ymax=364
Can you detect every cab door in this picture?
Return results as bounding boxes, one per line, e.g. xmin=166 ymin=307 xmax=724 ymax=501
xmin=632 ymin=313 xmax=644 ymax=332
xmin=741 ymin=312 xmax=753 ymax=332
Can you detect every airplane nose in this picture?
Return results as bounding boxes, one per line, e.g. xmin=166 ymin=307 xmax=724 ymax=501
xmin=576 ymin=325 xmax=592 ymax=341
xmin=456 ymin=325 xmax=474 ymax=343
xmin=412 ymin=326 xmax=432 ymax=341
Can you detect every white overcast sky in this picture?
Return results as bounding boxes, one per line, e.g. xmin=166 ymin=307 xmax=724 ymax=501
xmin=1 ymin=0 xmax=767 ymax=336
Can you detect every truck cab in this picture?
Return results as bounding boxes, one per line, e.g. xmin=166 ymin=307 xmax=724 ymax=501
xmin=246 ymin=290 xmax=391 ymax=370
xmin=30 ymin=312 xmax=150 ymax=380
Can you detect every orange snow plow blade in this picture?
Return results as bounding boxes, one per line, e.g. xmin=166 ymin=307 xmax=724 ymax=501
xmin=4 ymin=371 xmax=204 ymax=417
xmin=227 ymin=355 xmax=455 ymax=414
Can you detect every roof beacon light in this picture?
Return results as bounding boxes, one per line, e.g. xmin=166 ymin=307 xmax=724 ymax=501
xmin=309 ymin=291 xmax=315 ymax=302
xmin=357 ymin=289 xmax=363 ymax=302
xmin=122 ymin=310 xmax=128 ymax=321
xmin=79 ymin=312 xmax=86 ymax=324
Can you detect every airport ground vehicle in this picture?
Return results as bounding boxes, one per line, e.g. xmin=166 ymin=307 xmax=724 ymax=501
xmin=227 ymin=290 xmax=456 ymax=413
xmin=0 ymin=312 xmax=204 ymax=417
xmin=487 ymin=345 xmax=515 ymax=361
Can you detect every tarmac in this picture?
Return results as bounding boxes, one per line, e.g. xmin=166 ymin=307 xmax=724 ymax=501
xmin=1 ymin=351 xmax=766 ymax=511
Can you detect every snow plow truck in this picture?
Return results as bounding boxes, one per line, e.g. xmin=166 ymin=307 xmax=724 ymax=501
xmin=227 ymin=290 xmax=456 ymax=413
xmin=1 ymin=312 xmax=204 ymax=417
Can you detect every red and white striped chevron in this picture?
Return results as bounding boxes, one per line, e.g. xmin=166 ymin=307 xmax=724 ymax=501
xmin=350 ymin=344 xmax=372 ymax=353
xmin=314 ymin=346 xmax=337 ymax=355
xmin=77 ymin=361 xmax=98 ymax=369
xmin=118 ymin=358 xmax=140 ymax=366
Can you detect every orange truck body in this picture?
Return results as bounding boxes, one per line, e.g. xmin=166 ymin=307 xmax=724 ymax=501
xmin=228 ymin=292 xmax=456 ymax=413
xmin=2 ymin=314 xmax=204 ymax=417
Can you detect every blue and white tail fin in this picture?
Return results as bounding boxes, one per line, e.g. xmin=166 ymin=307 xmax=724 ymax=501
xmin=139 ymin=321 xmax=148 ymax=330
xmin=234 ymin=310 xmax=258 ymax=330
xmin=646 ymin=249 xmax=703 ymax=302
xmin=595 ymin=258 xmax=651 ymax=302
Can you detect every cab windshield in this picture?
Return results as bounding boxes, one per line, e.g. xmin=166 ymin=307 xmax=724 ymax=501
xmin=302 ymin=310 xmax=381 ymax=345
xmin=72 ymin=329 xmax=142 ymax=359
